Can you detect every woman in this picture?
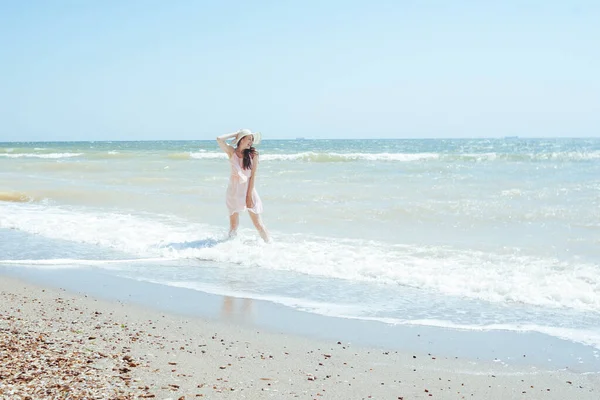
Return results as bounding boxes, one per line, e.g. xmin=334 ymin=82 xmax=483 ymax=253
xmin=216 ymin=129 xmax=269 ymax=242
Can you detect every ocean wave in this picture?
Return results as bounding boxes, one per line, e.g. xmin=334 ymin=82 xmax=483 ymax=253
xmin=167 ymin=152 xmax=193 ymax=160
xmin=0 ymin=152 xmax=83 ymax=159
xmin=0 ymin=258 xmax=171 ymax=267
xmin=179 ymin=152 xmax=439 ymax=162
xmin=165 ymin=152 xmax=226 ymax=160
xmin=262 ymin=152 xmax=440 ymax=162
xmin=165 ymin=150 xmax=600 ymax=163
xmin=121 ymin=278 xmax=600 ymax=351
xmin=1 ymin=202 xmax=599 ymax=315
xmin=441 ymin=151 xmax=600 ymax=162
xmin=362 ymin=318 xmax=600 ymax=350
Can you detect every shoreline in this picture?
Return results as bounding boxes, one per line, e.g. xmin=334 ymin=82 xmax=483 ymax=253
xmin=2 ymin=266 xmax=600 ymax=373
xmin=1 ymin=273 xmax=599 ymax=399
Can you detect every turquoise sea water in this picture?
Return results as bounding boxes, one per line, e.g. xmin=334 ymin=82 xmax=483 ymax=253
xmin=1 ymin=138 xmax=599 ymax=356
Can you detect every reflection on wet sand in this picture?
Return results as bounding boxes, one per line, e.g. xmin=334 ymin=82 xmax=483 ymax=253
xmin=221 ymin=296 xmax=253 ymax=322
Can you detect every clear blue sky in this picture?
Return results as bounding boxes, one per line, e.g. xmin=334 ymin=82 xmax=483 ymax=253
xmin=1 ymin=0 xmax=599 ymax=141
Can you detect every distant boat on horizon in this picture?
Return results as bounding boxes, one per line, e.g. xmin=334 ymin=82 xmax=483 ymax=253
xmin=504 ymin=136 xmax=519 ymax=139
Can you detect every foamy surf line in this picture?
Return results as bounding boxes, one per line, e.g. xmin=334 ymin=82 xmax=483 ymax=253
xmin=0 ymin=258 xmax=175 ymax=266
xmin=135 ymin=277 xmax=600 ymax=352
xmin=3 ymin=266 xmax=599 ymax=374
xmin=0 ymin=152 xmax=83 ymax=158
xmin=181 ymin=151 xmax=600 ymax=162
xmin=185 ymin=151 xmax=440 ymax=162
xmin=344 ymin=316 xmax=600 ymax=351
xmin=2 ymin=201 xmax=600 ymax=313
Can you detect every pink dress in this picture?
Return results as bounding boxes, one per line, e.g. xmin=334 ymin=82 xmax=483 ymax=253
xmin=226 ymin=153 xmax=263 ymax=215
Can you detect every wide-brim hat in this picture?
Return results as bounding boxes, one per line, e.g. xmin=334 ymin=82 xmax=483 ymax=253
xmin=232 ymin=129 xmax=261 ymax=146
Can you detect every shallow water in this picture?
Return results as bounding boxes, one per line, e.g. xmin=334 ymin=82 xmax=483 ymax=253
xmin=1 ymin=138 xmax=599 ymax=350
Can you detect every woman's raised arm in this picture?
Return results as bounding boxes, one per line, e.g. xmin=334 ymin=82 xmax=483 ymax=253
xmin=216 ymin=131 xmax=238 ymax=157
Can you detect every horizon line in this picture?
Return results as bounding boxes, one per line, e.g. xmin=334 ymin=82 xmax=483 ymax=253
xmin=1 ymin=136 xmax=599 ymax=144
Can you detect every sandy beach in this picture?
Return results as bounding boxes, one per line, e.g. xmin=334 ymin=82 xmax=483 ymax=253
xmin=3 ymin=0 xmax=600 ymax=396
xmin=0 ymin=275 xmax=597 ymax=399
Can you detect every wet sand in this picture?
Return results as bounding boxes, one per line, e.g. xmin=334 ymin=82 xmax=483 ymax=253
xmin=1 ymin=275 xmax=599 ymax=399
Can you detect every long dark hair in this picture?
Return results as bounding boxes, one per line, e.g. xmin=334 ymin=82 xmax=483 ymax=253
xmin=242 ymin=146 xmax=257 ymax=170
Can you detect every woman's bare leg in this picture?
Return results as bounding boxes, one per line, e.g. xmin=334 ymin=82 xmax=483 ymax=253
xmin=229 ymin=213 xmax=239 ymax=237
xmin=248 ymin=212 xmax=270 ymax=242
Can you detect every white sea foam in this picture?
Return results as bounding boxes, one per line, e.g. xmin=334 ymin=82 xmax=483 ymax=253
xmin=185 ymin=152 xmax=439 ymax=162
xmin=391 ymin=320 xmax=600 ymax=350
xmin=443 ymin=151 xmax=600 ymax=162
xmin=0 ymin=152 xmax=83 ymax=159
xmin=261 ymin=152 xmax=440 ymax=162
xmin=0 ymin=258 xmax=169 ymax=267
xmin=179 ymin=151 xmax=600 ymax=163
xmin=1 ymin=202 xmax=599 ymax=314
xmin=122 ymin=278 xmax=600 ymax=350
xmin=0 ymin=202 xmax=204 ymax=255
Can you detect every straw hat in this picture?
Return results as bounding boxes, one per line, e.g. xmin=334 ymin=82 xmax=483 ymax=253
xmin=232 ymin=129 xmax=261 ymax=146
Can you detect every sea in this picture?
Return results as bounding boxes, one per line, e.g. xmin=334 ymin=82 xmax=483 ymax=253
xmin=1 ymin=138 xmax=599 ymax=354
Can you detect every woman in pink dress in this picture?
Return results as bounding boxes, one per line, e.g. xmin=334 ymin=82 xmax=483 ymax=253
xmin=216 ymin=129 xmax=269 ymax=242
